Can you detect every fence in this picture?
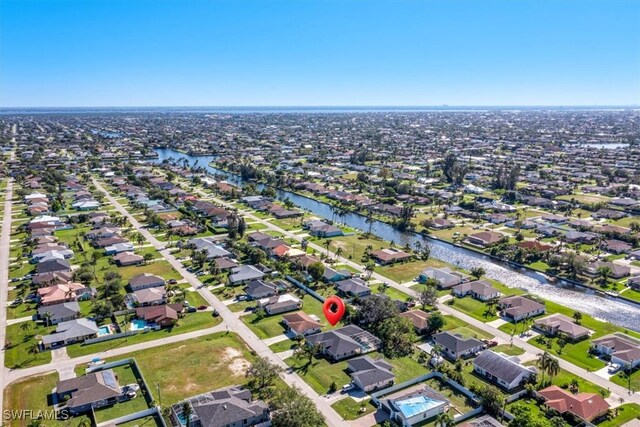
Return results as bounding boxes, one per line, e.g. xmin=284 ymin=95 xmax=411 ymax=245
xmin=285 ymin=275 xmax=325 ymax=303
xmin=95 ymin=408 xmax=167 ymax=427
xmin=84 ymin=329 xmax=150 ymax=345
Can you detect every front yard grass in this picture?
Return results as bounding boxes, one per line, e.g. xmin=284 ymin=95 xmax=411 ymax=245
xmin=5 ymin=322 xmax=53 ymax=368
xmin=331 ymin=397 xmax=376 ymax=420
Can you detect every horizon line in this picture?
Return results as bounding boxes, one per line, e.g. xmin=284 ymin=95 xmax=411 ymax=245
xmin=1 ymin=104 xmax=639 ymax=109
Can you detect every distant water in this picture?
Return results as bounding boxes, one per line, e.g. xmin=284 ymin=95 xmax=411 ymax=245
xmin=580 ymin=143 xmax=630 ymax=149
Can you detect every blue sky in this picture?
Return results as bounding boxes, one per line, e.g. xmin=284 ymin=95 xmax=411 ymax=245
xmin=1 ymin=0 xmax=639 ymax=107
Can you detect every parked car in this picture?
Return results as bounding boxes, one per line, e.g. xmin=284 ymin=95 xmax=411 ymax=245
xmin=197 ymin=305 xmax=207 ymax=310
xmin=212 ymin=309 xmax=219 ymax=317
xmin=341 ymin=383 xmax=354 ymax=393
xmin=186 ymin=306 xmax=197 ymax=313
xmin=608 ymin=363 xmax=621 ymax=373
xmin=167 ymin=279 xmax=178 ymax=285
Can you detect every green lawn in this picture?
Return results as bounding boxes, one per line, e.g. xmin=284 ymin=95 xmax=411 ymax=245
xmin=372 ymin=283 xmax=412 ymax=302
xmin=424 ymin=377 xmax=475 ymax=414
xmin=331 ymin=398 xmax=376 ymax=420
xmin=522 ymin=361 xmax=609 ymax=397
xmin=611 ymin=367 xmax=640 ymax=392
xmin=269 ymin=339 xmax=297 ymax=353
xmin=448 ymin=296 xmax=498 ymax=322
xmin=441 ymin=315 xmax=494 ymax=340
xmin=5 ymin=322 xmax=53 ymax=368
xmin=115 ymin=415 xmax=165 ymax=427
xmin=285 ymin=355 xmax=352 ymax=394
xmin=3 ymin=372 xmax=92 ymax=427
xmin=242 ymin=312 xmax=289 ymax=339
xmin=106 ymin=332 xmax=256 ymax=405
xmin=492 ymin=344 xmax=525 ymax=356
xmin=66 ymin=312 xmax=220 ymax=357
xmin=376 ymin=258 xmax=450 ymax=283
xmin=6 ymin=302 xmax=37 ymax=320
xmin=598 ymin=403 xmax=640 ymax=427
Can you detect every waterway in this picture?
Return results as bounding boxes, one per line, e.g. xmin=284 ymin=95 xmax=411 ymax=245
xmin=152 ymin=148 xmax=640 ymax=331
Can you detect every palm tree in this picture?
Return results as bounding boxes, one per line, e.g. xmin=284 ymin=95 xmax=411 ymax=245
xmin=323 ymin=239 xmax=332 ymax=257
xmin=335 ymin=247 xmax=343 ymax=260
xmin=364 ymin=261 xmax=375 ymax=280
xmin=546 ymin=356 xmax=560 ymax=383
xmin=436 ymin=412 xmax=455 ymax=427
xmin=536 ymin=351 xmax=552 ymax=385
xmin=20 ymin=322 xmax=32 ymax=334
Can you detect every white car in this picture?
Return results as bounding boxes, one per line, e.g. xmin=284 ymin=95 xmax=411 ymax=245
xmin=608 ymin=363 xmax=620 ymax=373
xmin=341 ymin=383 xmax=354 ymax=393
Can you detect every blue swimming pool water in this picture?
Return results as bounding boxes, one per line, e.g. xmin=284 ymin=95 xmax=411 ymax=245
xmin=130 ymin=319 xmax=147 ymax=331
xmin=396 ymin=396 xmax=444 ymax=418
xmin=97 ymin=326 xmax=111 ymax=337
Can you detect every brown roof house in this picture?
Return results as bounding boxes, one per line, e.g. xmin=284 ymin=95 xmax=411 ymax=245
xmin=282 ymin=311 xmax=322 ymax=336
xmin=533 ymin=313 xmax=590 ymax=342
xmin=399 ymin=310 xmax=431 ymax=334
xmin=591 ymin=333 xmax=640 ymax=369
xmin=370 ymin=248 xmax=413 ymax=265
xmin=498 ymin=296 xmax=546 ymax=322
xmin=537 ymin=385 xmax=609 ymax=423
xmin=113 ymin=252 xmax=144 ymax=266
xmin=128 ymin=273 xmax=165 ymax=291
xmin=135 ymin=303 xmax=183 ymax=328
xmin=452 ymin=280 xmax=500 ymax=301
xmin=466 ymin=231 xmax=504 ymax=247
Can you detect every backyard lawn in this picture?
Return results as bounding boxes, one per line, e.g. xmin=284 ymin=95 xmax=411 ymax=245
xmin=93 ymin=364 xmax=151 ymax=423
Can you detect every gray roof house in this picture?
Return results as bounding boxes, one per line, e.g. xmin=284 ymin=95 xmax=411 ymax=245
xmin=257 ymin=294 xmax=301 ymax=315
xmin=170 ymin=386 xmax=270 ymax=427
xmin=56 ymin=369 xmax=122 ymax=415
xmin=306 ymin=325 xmax=382 ymax=361
xmin=473 ymin=350 xmax=537 ymax=390
xmin=188 ymin=237 xmax=231 ymax=259
xmin=229 ymin=265 xmax=265 ymax=285
xmin=418 ymin=267 xmax=466 ymax=289
xmin=244 ymin=280 xmax=277 ymax=300
xmin=128 ymin=273 xmax=165 ymax=291
xmin=336 ymin=278 xmax=372 ymax=298
xmin=41 ymin=318 xmax=99 ymax=349
xmin=37 ymin=301 xmax=80 ymax=325
xmin=433 ymin=332 xmax=484 ymax=360
xmin=452 ymin=280 xmax=500 ymax=301
xmin=346 ymin=356 xmax=395 ymax=392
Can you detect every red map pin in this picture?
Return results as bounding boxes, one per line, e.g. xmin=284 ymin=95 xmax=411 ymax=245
xmin=323 ymin=295 xmax=346 ymax=326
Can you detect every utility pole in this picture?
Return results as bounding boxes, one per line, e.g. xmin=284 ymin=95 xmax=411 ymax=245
xmin=156 ymin=382 xmax=162 ymax=408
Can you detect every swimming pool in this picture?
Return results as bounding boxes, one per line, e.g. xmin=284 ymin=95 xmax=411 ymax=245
xmin=396 ymin=395 xmax=446 ymax=418
xmin=97 ymin=326 xmax=111 ymax=337
xmin=130 ymin=319 xmax=148 ymax=331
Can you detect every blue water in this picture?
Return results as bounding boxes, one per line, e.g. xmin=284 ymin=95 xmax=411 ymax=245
xmin=130 ymin=319 xmax=148 ymax=331
xmin=396 ymin=396 xmax=445 ymax=418
xmin=150 ymin=148 xmax=640 ymax=332
xmin=97 ymin=326 xmax=111 ymax=337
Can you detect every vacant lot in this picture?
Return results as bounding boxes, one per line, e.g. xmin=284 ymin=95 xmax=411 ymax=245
xmin=107 ymin=332 xmax=255 ymax=405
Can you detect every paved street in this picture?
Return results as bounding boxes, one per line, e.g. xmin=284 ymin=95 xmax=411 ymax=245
xmin=91 ymin=179 xmax=347 ymax=427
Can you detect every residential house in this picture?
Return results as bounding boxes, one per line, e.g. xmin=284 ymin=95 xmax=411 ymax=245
xmin=281 ymin=311 xmax=321 ymax=336
xmin=533 ymin=313 xmax=590 ymax=341
xmin=113 ymin=252 xmax=144 ymax=266
xmin=37 ymin=283 xmax=90 ymax=306
xmin=537 ymin=385 xmax=610 ymax=423
xmin=257 ymin=294 xmax=302 ymax=315
xmin=132 ymin=287 xmax=167 ymax=306
xmin=346 ymin=356 xmax=395 ymax=392
xmin=452 ymin=280 xmax=500 ymax=301
xmin=135 ymin=303 xmax=184 ymax=328
xmin=498 ymin=296 xmax=546 ymax=322
xmin=336 ymin=278 xmax=371 ymax=298
xmin=37 ymin=301 xmax=80 ymax=325
xmin=466 ymin=231 xmax=503 ymax=247
xmin=170 ymin=386 xmax=270 ymax=427
xmin=473 ymin=350 xmax=537 ymax=390
xmin=41 ymin=318 xmax=99 ymax=349
xmin=105 ymin=242 xmax=135 ymax=255
xmin=229 ymin=265 xmax=265 ymax=285
xmin=306 ymin=325 xmax=382 ymax=361
xmin=128 ymin=273 xmax=165 ymax=291
xmin=418 ymin=267 xmax=467 ymax=289
xmin=244 ymin=280 xmax=278 ymax=300
xmin=399 ymin=310 xmax=431 ymax=334
xmin=433 ymin=332 xmax=484 ymax=360
xmin=370 ymin=248 xmax=413 ymax=265
xmin=381 ymin=386 xmax=449 ymax=426
xmin=55 ymin=370 xmax=123 ymax=415
xmin=591 ymin=333 xmax=640 ymax=369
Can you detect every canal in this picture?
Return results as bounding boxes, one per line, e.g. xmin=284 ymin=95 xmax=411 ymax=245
xmin=152 ymin=148 xmax=640 ymax=332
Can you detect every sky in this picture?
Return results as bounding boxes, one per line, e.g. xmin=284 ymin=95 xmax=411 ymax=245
xmin=1 ymin=0 xmax=639 ymax=107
